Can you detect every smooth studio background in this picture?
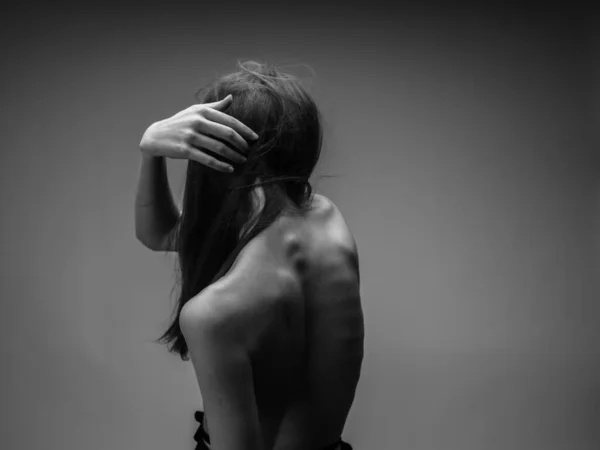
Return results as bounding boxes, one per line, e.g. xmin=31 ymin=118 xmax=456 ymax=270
xmin=1 ymin=6 xmax=598 ymax=450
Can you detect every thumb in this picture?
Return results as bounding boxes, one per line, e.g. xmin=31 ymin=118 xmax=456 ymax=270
xmin=208 ymin=94 xmax=233 ymax=111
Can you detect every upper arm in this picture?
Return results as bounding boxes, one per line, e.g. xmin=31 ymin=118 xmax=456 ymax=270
xmin=142 ymin=212 xmax=181 ymax=252
xmin=180 ymin=305 xmax=264 ymax=450
xmin=155 ymin=220 xmax=180 ymax=252
xmin=178 ymin=239 xmax=295 ymax=450
xmin=137 ymin=215 xmax=181 ymax=252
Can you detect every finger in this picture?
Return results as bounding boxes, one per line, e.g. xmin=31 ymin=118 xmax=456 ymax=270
xmin=204 ymin=94 xmax=233 ymax=111
xmin=184 ymin=146 xmax=234 ymax=173
xmin=202 ymin=107 xmax=259 ymax=142
xmin=188 ymin=131 xmax=247 ymax=164
xmin=193 ymin=119 xmax=251 ymax=154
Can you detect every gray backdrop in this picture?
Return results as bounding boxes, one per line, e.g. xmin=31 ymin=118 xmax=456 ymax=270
xmin=1 ymin=6 xmax=598 ymax=450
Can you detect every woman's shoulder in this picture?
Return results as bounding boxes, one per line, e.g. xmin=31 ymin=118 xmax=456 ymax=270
xmin=203 ymin=193 xmax=357 ymax=298
xmin=307 ymin=193 xmax=357 ymax=255
xmin=275 ymin=193 xmax=358 ymax=278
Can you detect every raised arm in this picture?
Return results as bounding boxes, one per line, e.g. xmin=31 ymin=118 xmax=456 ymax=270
xmin=134 ymin=95 xmax=258 ymax=251
xmin=134 ymin=153 xmax=181 ymax=251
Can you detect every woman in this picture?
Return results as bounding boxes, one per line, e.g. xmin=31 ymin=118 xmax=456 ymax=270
xmin=134 ymin=61 xmax=364 ymax=450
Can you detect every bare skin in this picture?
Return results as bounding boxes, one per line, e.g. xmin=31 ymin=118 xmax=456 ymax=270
xmin=183 ymin=193 xmax=364 ymax=450
xmin=264 ymin=194 xmax=363 ymax=450
xmin=135 ymin=96 xmax=363 ymax=449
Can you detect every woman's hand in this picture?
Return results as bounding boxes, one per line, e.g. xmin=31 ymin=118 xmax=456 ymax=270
xmin=139 ymin=95 xmax=259 ymax=172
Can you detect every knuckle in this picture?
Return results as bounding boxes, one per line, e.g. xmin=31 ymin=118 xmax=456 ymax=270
xmin=180 ymin=145 xmax=191 ymax=157
xmin=182 ymin=129 xmax=195 ymax=143
xmin=191 ymin=117 xmax=205 ymax=131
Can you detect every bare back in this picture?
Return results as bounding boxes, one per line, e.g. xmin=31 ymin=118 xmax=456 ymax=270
xmin=232 ymin=194 xmax=364 ymax=450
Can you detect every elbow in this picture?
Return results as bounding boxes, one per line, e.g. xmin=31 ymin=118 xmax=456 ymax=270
xmin=135 ymin=229 xmax=160 ymax=251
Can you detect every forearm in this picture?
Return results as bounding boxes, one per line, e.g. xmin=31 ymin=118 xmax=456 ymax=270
xmin=134 ymin=152 xmax=181 ymax=250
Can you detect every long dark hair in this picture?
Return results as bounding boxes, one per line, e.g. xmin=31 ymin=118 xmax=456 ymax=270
xmin=157 ymin=61 xmax=323 ymax=360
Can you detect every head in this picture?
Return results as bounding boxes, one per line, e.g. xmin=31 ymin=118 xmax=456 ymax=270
xmin=158 ymin=61 xmax=323 ymax=359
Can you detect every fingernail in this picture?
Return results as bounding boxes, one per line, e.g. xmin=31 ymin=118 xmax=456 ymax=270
xmin=227 ymin=165 xmax=234 ymax=172
xmin=252 ymin=132 xmax=259 ymax=140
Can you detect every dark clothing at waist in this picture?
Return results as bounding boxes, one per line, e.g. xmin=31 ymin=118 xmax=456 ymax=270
xmin=193 ymin=410 xmax=352 ymax=450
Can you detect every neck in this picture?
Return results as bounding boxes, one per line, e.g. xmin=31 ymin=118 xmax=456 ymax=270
xmin=239 ymin=180 xmax=265 ymax=239
xmin=251 ymin=182 xmax=266 ymax=214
